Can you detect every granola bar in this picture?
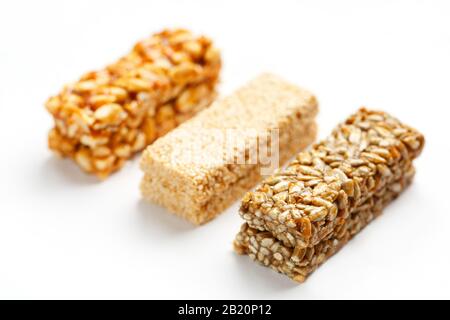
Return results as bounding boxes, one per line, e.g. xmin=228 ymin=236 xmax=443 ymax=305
xmin=140 ymin=73 xmax=319 ymax=225
xmin=234 ymin=108 xmax=424 ymax=282
xmin=46 ymin=29 xmax=221 ymax=178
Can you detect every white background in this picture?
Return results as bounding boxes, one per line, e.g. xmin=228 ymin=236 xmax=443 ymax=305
xmin=1 ymin=0 xmax=449 ymax=299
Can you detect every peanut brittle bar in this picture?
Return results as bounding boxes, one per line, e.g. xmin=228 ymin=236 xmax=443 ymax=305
xmin=46 ymin=29 xmax=221 ymax=178
xmin=140 ymin=73 xmax=318 ymax=225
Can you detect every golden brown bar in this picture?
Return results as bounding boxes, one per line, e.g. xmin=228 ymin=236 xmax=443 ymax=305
xmin=238 ymin=108 xmax=424 ymax=249
xmin=234 ymin=108 xmax=425 ymax=282
xmin=140 ymin=73 xmax=318 ymax=225
xmin=46 ymin=29 xmax=221 ymax=178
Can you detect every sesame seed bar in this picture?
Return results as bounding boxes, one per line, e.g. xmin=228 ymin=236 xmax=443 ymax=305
xmin=234 ymin=166 xmax=415 ymax=282
xmin=46 ymin=29 xmax=221 ymax=178
xmin=238 ymin=108 xmax=425 ymax=249
xmin=140 ymin=73 xmax=319 ymax=225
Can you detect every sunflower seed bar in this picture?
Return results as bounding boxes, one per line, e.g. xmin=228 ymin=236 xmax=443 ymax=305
xmin=234 ymin=165 xmax=415 ymax=282
xmin=238 ymin=108 xmax=424 ymax=249
xmin=234 ymin=108 xmax=424 ymax=282
xmin=140 ymin=73 xmax=318 ymax=225
xmin=46 ymin=29 xmax=221 ymax=178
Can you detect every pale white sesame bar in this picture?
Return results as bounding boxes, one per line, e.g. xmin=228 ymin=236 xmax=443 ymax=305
xmin=140 ymin=73 xmax=318 ymax=224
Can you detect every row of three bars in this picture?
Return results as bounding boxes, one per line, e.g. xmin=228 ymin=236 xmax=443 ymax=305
xmin=141 ymin=75 xmax=424 ymax=282
xmin=46 ymin=29 xmax=425 ymax=282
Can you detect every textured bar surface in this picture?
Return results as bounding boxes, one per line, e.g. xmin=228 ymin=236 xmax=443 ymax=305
xmin=234 ymin=108 xmax=424 ymax=282
xmin=46 ymin=29 xmax=221 ymax=178
xmin=238 ymin=108 xmax=424 ymax=248
xmin=140 ymin=73 xmax=318 ymax=225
